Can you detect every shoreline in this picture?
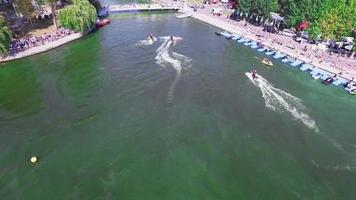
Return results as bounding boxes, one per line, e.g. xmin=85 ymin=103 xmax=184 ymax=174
xmin=188 ymin=11 xmax=354 ymax=82
xmin=1 ymin=5 xmax=354 ymax=83
xmin=0 ymin=32 xmax=86 ymax=63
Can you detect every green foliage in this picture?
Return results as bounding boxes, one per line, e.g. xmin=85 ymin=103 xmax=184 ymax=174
xmin=237 ymin=0 xmax=278 ymax=17
xmin=306 ymin=0 xmax=355 ymax=40
xmin=307 ymin=25 xmax=321 ymax=40
xmin=59 ymin=0 xmax=97 ymax=33
xmin=0 ymin=15 xmax=12 ymax=54
xmin=235 ymin=0 xmax=356 ymax=40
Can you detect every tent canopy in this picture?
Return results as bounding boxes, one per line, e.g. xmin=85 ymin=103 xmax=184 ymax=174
xmin=297 ymin=21 xmax=310 ymax=31
xmin=270 ymin=12 xmax=284 ymax=21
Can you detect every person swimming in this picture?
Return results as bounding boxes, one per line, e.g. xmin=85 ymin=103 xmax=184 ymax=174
xmin=148 ymin=33 xmax=154 ymax=40
xmin=170 ymin=35 xmax=174 ymax=41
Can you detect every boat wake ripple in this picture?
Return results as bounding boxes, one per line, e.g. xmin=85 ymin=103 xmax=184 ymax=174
xmin=155 ymin=36 xmax=191 ymax=101
xmin=246 ymin=72 xmax=319 ymax=132
xmin=135 ymin=37 xmax=157 ymax=46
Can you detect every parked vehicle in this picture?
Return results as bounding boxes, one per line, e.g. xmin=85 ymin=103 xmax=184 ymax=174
xmin=281 ymin=29 xmax=296 ymax=37
xmin=294 ymin=37 xmax=307 ymax=43
xmin=211 ymin=8 xmax=223 ymax=16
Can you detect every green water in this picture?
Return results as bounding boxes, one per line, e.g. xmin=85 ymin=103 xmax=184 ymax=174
xmin=1 ymin=14 xmax=356 ymax=200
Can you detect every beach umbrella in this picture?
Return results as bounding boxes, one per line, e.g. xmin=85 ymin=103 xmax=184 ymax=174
xmin=240 ymin=12 xmax=243 ymax=17
xmin=255 ymin=16 xmax=259 ymax=22
xmin=260 ymin=17 xmax=264 ymax=23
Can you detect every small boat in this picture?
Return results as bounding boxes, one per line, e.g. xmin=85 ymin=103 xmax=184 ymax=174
xmin=96 ymin=19 xmax=110 ymax=28
xmin=345 ymin=86 xmax=356 ymax=95
xmin=261 ymin=59 xmax=273 ymax=66
xmin=349 ymin=89 xmax=356 ymax=95
xmin=322 ymin=77 xmax=334 ymax=85
xmin=215 ymin=31 xmax=222 ymax=36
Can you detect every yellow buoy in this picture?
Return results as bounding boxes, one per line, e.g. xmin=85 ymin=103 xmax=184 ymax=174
xmin=30 ymin=156 xmax=38 ymax=163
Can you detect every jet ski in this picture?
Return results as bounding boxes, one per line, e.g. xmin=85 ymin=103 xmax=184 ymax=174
xmin=261 ymin=58 xmax=273 ymax=66
xmin=246 ymin=70 xmax=258 ymax=80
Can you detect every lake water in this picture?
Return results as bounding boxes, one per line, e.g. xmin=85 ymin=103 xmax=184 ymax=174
xmin=1 ymin=13 xmax=356 ymax=200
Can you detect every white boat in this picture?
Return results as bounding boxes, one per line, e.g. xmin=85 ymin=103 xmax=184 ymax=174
xmin=345 ymin=86 xmax=356 ymax=95
xmin=312 ymin=74 xmax=322 ymax=80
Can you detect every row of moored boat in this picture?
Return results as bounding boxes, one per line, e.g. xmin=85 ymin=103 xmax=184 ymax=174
xmin=215 ymin=31 xmax=356 ymax=95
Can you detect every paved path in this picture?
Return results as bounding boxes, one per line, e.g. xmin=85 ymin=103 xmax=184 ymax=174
xmin=107 ymin=4 xmax=179 ymax=13
xmin=0 ymin=33 xmax=85 ymax=63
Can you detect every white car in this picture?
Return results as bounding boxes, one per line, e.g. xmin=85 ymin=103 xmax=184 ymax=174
xmin=211 ymin=8 xmax=223 ymax=16
xmin=281 ymin=29 xmax=296 ymax=37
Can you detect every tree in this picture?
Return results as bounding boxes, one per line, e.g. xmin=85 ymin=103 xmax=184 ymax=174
xmin=88 ymin=0 xmax=102 ymax=11
xmin=59 ymin=0 xmax=97 ymax=32
xmin=13 ymin=0 xmax=35 ymax=26
xmin=0 ymin=15 xmax=12 ymax=54
xmin=46 ymin=0 xmax=58 ymax=28
xmin=254 ymin=0 xmax=278 ymax=17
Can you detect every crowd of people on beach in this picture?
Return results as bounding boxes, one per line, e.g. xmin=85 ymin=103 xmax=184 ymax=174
xmin=9 ymin=28 xmax=75 ymax=54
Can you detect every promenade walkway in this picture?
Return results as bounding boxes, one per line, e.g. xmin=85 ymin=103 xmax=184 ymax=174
xmin=0 ymin=32 xmax=84 ymax=63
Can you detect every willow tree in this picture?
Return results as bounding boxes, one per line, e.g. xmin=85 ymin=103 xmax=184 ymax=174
xmin=0 ymin=15 xmax=12 ymax=54
xmin=59 ymin=0 xmax=97 ymax=32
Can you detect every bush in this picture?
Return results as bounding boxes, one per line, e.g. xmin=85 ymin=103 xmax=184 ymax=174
xmin=59 ymin=0 xmax=97 ymax=33
xmin=0 ymin=15 xmax=12 ymax=54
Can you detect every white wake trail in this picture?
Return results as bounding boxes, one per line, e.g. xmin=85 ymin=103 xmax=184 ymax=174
xmin=246 ymin=72 xmax=319 ymax=132
xmin=155 ymin=36 xmax=191 ymax=101
xmin=135 ymin=37 xmax=157 ymax=46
